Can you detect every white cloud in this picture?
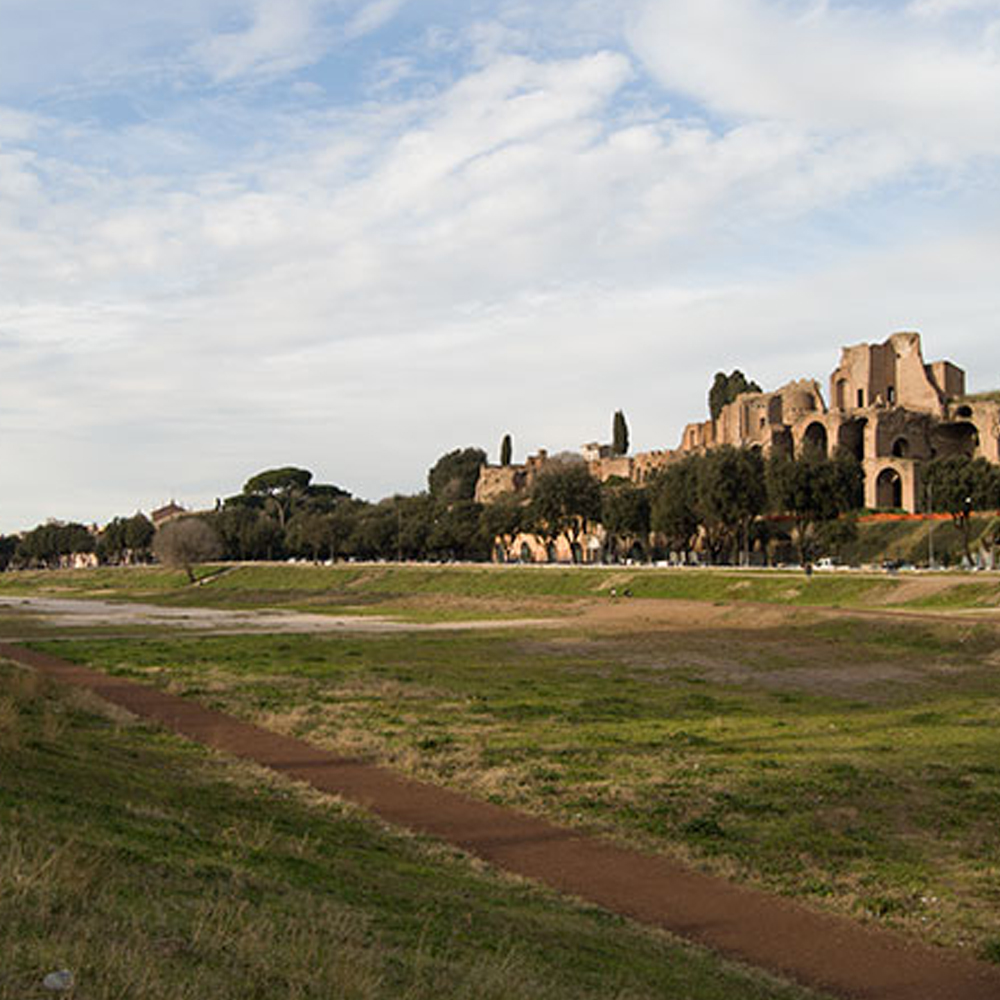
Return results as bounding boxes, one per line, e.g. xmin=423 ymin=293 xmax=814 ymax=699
xmin=194 ymin=0 xmax=331 ymax=81
xmin=629 ymin=0 xmax=1000 ymax=158
xmin=345 ymin=0 xmax=409 ymax=39
xmin=3 ymin=1 xmax=1000 ymax=531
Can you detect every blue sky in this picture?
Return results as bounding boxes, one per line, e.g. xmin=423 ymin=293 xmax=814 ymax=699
xmin=3 ymin=0 xmax=1000 ymax=531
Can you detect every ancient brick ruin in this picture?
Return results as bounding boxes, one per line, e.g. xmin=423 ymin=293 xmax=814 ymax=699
xmin=475 ymin=332 xmax=1000 ymax=516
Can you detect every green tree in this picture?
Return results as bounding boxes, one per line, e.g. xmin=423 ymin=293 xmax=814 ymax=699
xmin=428 ymin=447 xmax=487 ymax=501
xmin=242 ymin=467 xmax=313 ymax=529
xmin=694 ymin=447 xmax=766 ymax=564
xmin=766 ymin=450 xmax=863 ymax=564
xmin=922 ymin=456 xmax=1000 ymax=563
xmin=601 ymin=482 xmax=649 ymax=561
xmin=612 ymin=410 xmax=629 ymax=456
xmin=709 ymin=370 xmax=762 ymax=421
xmin=16 ymin=521 xmax=94 ymax=569
xmin=124 ymin=514 xmax=155 ymax=561
xmin=0 ymin=535 xmax=15 ymax=571
xmin=285 ymin=511 xmax=332 ymax=562
xmin=530 ymin=464 xmax=602 ymax=562
xmin=500 ymin=434 xmax=513 ymax=467
xmin=649 ymin=458 xmax=700 ymax=558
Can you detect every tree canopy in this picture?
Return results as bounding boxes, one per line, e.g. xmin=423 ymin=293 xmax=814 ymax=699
xmin=612 ymin=410 xmax=629 ymax=456
xmin=709 ymin=370 xmax=762 ymax=421
xmin=428 ymin=447 xmax=487 ymax=501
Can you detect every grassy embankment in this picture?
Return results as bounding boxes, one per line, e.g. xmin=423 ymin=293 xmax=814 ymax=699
xmin=0 ymin=661 xmax=825 ymax=1000
xmin=4 ymin=560 xmax=1000 ymax=625
xmin=39 ymin=608 xmax=1000 ymax=963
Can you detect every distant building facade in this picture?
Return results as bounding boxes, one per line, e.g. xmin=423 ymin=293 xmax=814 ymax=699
xmin=475 ymin=333 xmax=999 ymax=536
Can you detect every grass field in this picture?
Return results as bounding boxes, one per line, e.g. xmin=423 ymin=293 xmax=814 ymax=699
xmin=36 ymin=608 xmax=1000 ymax=962
xmin=5 ymin=561 xmax=1000 ymax=974
xmin=0 ymin=662 xmax=827 ymax=1000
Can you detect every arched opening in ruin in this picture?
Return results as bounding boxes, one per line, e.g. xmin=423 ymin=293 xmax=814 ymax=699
xmin=836 ymin=379 xmax=847 ymax=410
xmin=956 ymin=405 xmax=973 ymax=419
xmin=770 ymin=427 xmax=793 ymax=458
xmin=571 ymin=542 xmax=583 ymax=565
xmin=837 ymin=419 xmax=867 ymax=461
xmin=495 ymin=544 xmax=507 ymax=563
xmin=876 ymin=468 xmax=903 ymax=509
xmin=931 ymin=422 xmax=980 ymax=459
xmin=801 ymin=422 xmax=828 ymax=457
xmin=546 ymin=541 xmax=557 ymax=563
xmin=891 ymin=437 xmax=909 ymax=458
xmin=520 ymin=542 xmax=533 ymax=563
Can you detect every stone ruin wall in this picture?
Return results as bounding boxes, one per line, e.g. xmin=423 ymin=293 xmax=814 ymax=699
xmin=474 ymin=332 xmax=1000 ymax=517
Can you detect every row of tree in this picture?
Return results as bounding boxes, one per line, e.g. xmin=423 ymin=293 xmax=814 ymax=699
xmin=5 ymin=447 xmax=1000 ymax=573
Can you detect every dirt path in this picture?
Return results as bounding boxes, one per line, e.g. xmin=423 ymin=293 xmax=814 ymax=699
xmin=4 ymin=641 xmax=999 ymax=1000
xmin=0 ymin=596 xmax=553 ymax=636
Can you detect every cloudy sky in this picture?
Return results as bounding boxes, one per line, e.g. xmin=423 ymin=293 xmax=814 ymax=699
xmin=3 ymin=0 xmax=1000 ymax=531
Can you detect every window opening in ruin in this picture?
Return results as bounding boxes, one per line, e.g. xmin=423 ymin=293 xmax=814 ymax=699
xmin=887 ymin=386 xmax=895 ymax=404
xmin=546 ymin=542 xmax=557 ymax=563
xmin=802 ymin=422 xmax=828 ymax=457
xmin=876 ymin=468 xmax=903 ymax=509
xmin=957 ymin=405 xmax=973 ymax=418
xmin=838 ymin=420 xmax=866 ymax=461
xmin=857 ymin=388 xmax=865 ymax=408
xmin=520 ymin=542 xmax=532 ymax=563
xmin=835 ymin=380 xmax=846 ymax=410
xmin=891 ymin=437 xmax=909 ymax=458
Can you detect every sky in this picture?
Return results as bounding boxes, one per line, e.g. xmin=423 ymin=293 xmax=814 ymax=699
xmin=3 ymin=0 xmax=1000 ymax=531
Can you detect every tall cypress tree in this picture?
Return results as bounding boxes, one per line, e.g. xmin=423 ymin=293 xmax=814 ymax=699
xmin=612 ymin=410 xmax=629 ymax=456
xmin=500 ymin=433 xmax=512 ymax=466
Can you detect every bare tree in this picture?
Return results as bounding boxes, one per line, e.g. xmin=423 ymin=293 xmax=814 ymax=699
xmin=153 ymin=517 xmax=222 ymax=582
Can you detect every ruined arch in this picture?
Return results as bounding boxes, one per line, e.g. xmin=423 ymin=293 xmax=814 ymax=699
xmin=876 ymin=468 xmax=903 ymax=509
xmin=931 ymin=422 xmax=979 ymax=459
xmin=520 ymin=542 xmax=533 ymax=563
xmin=770 ymin=427 xmax=793 ymax=458
xmin=837 ymin=419 xmax=867 ymax=461
xmin=891 ymin=437 xmax=910 ymax=458
xmin=801 ymin=422 xmax=828 ymax=457
xmin=546 ymin=541 xmax=557 ymax=563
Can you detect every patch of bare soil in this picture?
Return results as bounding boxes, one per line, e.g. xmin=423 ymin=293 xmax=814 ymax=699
xmin=5 ymin=640 xmax=999 ymax=1000
xmin=867 ymin=578 xmax=962 ymax=605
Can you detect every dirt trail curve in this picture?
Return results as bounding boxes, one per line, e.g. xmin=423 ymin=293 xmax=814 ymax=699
xmin=4 ymin=641 xmax=999 ymax=1000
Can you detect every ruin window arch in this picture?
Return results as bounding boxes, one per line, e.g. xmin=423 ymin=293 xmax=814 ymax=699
xmin=838 ymin=419 xmax=866 ymax=461
xmin=891 ymin=437 xmax=909 ymax=458
xmin=857 ymin=388 xmax=865 ymax=408
xmin=876 ymin=468 xmax=903 ymax=509
xmin=546 ymin=541 xmax=557 ymax=563
xmin=887 ymin=386 xmax=896 ymax=405
xmin=520 ymin=542 xmax=533 ymax=563
xmin=801 ymin=422 xmax=828 ymax=457
xmin=957 ymin=405 xmax=973 ymax=418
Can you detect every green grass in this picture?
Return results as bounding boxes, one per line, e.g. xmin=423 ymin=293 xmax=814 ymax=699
xmin=4 ymin=561 xmax=1000 ymax=619
xmin=0 ymin=661 xmax=825 ymax=1000
xmin=39 ymin=614 xmax=1000 ymax=959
